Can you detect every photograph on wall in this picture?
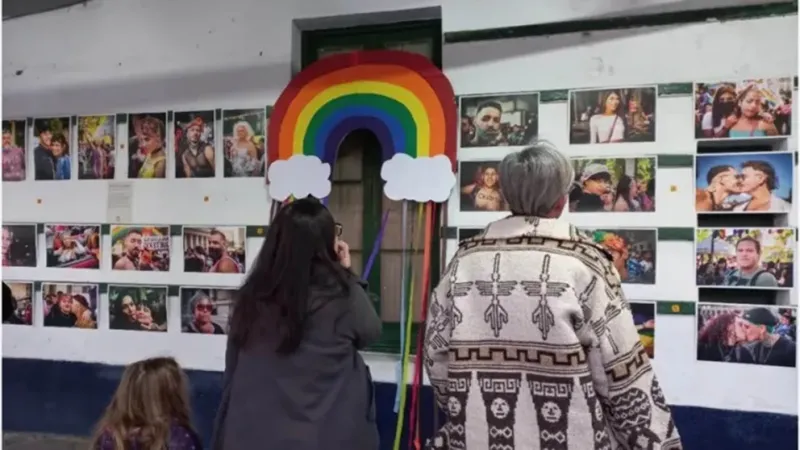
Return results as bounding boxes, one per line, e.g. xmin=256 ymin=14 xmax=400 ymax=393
xmin=459 ymin=161 xmax=508 ymax=212
xmin=569 ymin=157 xmax=656 ymax=213
xmin=458 ymin=228 xmax=485 ymax=241
xmin=568 ymin=86 xmax=656 ymax=145
xmin=183 ymin=227 xmax=246 ymax=273
xmin=3 ymin=119 xmax=27 ymax=181
xmin=180 ymin=287 xmax=235 ymax=335
xmin=43 ymin=224 xmax=101 ymax=269
xmin=697 ymin=303 xmax=796 ymax=367
xmin=2 ymin=224 xmax=37 ymax=267
xmin=128 ymin=112 xmax=167 ymax=179
xmin=694 ymin=78 xmax=793 ymax=140
xmin=108 ymin=284 xmax=168 ymax=332
xmin=4 ymin=282 xmax=33 ymax=325
xmin=694 ymin=152 xmax=793 ymax=213
xmin=631 ymin=301 xmax=656 ymax=358
xmin=77 ymin=115 xmax=116 ymax=180
xmin=582 ymin=228 xmax=657 ymax=284
xmin=222 ymin=108 xmax=265 ymax=178
xmin=696 ymin=228 xmax=795 ymax=289
xmin=174 ymin=110 xmax=215 ymax=178
xmin=110 ymin=225 xmax=171 ymax=271
xmin=459 ymin=92 xmax=539 ymax=147
xmin=33 ymin=117 xmax=71 ymax=181
xmin=42 ymin=282 xmax=98 ymax=329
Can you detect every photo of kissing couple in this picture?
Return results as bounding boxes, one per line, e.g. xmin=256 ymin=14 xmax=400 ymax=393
xmin=694 ymin=152 xmax=793 ymax=213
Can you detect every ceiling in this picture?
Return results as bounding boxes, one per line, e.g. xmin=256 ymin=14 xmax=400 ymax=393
xmin=3 ymin=0 xmax=89 ymax=21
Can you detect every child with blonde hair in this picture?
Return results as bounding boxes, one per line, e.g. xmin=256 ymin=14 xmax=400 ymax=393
xmin=92 ymin=357 xmax=202 ymax=449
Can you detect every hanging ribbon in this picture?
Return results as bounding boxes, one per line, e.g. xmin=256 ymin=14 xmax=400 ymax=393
xmin=393 ymin=200 xmax=409 ymax=413
xmin=408 ymin=201 xmax=435 ymax=450
xmin=362 ymin=209 xmax=390 ymax=281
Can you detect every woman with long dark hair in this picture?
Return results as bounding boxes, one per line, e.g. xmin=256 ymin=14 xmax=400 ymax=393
xmin=211 ymin=197 xmax=382 ymax=450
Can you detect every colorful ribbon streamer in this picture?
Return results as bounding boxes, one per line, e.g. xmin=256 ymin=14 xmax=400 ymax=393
xmin=393 ymin=200 xmax=409 ymax=413
xmin=362 ymin=209 xmax=390 ymax=281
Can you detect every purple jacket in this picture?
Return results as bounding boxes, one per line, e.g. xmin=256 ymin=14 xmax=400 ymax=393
xmin=96 ymin=422 xmax=202 ymax=450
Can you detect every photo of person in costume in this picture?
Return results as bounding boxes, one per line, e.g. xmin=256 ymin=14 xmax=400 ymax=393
xmin=582 ymin=228 xmax=657 ymax=284
xmin=459 ymin=93 xmax=539 ymax=147
xmin=174 ymin=110 xmax=215 ymax=178
xmin=108 ymin=285 xmax=168 ymax=332
xmin=180 ymin=287 xmax=234 ymax=335
xmin=569 ymin=157 xmax=656 ymax=213
xmin=42 ymin=283 xmax=99 ymax=329
xmin=77 ymin=115 xmax=115 ymax=179
xmin=459 ymin=161 xmax=508 ymax=212
xmin=569 ymin=87 xmax=657 ymax=144
xmin=128 ymin=113 xmax=167 ymax=179
xmin=222 ymin=109 xmax=265 ymax=177
xmin=44 ymin=224 xmax=101 ymax=269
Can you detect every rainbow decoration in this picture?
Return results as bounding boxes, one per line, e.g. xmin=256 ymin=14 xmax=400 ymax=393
xmin=268 ymin=50 xmax=457 ymax=172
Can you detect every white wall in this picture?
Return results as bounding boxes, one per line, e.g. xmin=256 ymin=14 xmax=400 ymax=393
xmin=2 ymin=0 xmax=798 ymax=417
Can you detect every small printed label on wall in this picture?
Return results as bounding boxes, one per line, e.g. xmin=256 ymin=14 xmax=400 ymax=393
xmin=106 ymin=181 xmax=134 ymax=223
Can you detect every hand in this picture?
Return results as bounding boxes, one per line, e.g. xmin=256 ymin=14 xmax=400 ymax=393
xmin=759 ymin=112 xmax=774 ymax=123
xmin=335 ymin=240 xmax=352 ymax=269
xmin=723 ymin=114 xmax=738 ymax=129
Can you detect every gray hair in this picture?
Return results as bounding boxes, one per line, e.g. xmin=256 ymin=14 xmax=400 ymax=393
xmin=498 ymin=140 xmax=574 ymax=216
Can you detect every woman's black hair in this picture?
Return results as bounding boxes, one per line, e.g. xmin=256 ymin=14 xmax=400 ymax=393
xmin=614 ymin=175 xmax=634 ymax=209
xmin=229 ymin=197 xmax=350 ymax=354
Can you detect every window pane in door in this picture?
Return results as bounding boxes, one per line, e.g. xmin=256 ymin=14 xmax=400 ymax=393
xmin=317 ymin=46 xmax=363 ymax=61
xmin=385 ymin=40 xmax=433 ymax=59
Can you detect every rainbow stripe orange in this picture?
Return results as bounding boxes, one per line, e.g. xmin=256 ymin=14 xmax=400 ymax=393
xmin=268 ymin=50 xmax=456 ymax=170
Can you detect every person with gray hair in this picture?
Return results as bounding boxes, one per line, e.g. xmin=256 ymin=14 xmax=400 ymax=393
xmin=424 ymin=141 xmax=681 ymax=449
xmin=183 ymin=289 xmax=225 ymax=334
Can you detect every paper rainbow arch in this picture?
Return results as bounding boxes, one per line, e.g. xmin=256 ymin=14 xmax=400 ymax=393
xmin=267 ymin=50 xmax=457 ymax=182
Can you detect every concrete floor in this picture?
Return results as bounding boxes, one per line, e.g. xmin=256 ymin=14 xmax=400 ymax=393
xmin=3 ymin=433 xmax=91 ymax=450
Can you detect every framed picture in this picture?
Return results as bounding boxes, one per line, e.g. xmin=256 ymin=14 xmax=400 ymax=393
xmin=695 ymin=228 xmax=795 ymax=289
xmin=174 ymin=110 xmax=216 ymax=178
xmin=568 ymin=86 xmax=657 ymax=144
xmin=697 ymin=303 xmax=796 ymax=367
xmin=110 ymin=225 xmax=171 ymax=271
xmin=222 ymin=109 xmax=265 ymax=178
xmin=2 ymin=119 xmax=27 ymax=181
xmin=183 ymin=227 xmax=246 ymax=273
xmin=2 ymin=224 xmax=37 ymax=267
xmin=459 ymin=92 xmax=539 ymax=147
xmin=179 ymin=287 xmax=235 ymax=335
xmin=581 ymin=228 xmax=657 ymax=285
xmin=694 ymin=78 xmax=793 ymax=140
xmin=77 ymin=115 xmax=116 ymax=180
xmin=43 ymin=224 xmax=101 ymax=269
xmin=128 ymin=113 xmax=167 ymax=179
xmin=33 ymin=117 xmax=71 ymax=181
xmin=4 ymin=281 xmax=33 ymax=325
xmin=631 ymin=301 xmax=656 ymax=358
xmin=458 ymin=160 xmax=508 ymax=212
xmin=108 ymin=284 xmax=168 ymax=332
xmin=694 ymin=151 xmax=793 ymax=213
xmin=41 ymin=282 xmax=99 ymax=329
xmin=569 ymin=157 xmax=656 ymax=213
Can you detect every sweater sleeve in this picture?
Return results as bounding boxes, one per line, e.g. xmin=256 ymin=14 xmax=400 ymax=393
xmin=583 ymin=267 xmax=682 ymax=449
xmin=423 ymin=257 xmax=459 ymax=410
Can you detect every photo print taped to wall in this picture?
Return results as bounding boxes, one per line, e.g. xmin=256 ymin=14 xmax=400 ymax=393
xmin=581 ymin=228 xmax=657 ymax=285
xmin=459 ymin=92 xmax=539 ymax=147
xmin=183 ymin=226 xmax=246 ymax=274
xmin=694 ymin=151 xmax=793 ymax=214
xmin=2 ymin=224 xmax=37 ymax=267
xmin=569 ymin=156 xmax=656 ymax=213
xmin=43 ymin=224 xmax=101 ymax=269
xmin=110 ymin=225 xmax=171 ymax=272
xmin=42 ymin=282 xmax=99 ymax=329
xmin=459 ymin=160 xmax=509 ymax=212
xmin=222 ymin=108 xmax=265 ymax=178
xmin=33 ymin=117 xmax=71 ymax=181
xmin=697 ymin=303 xmax=796 ymax=368
xmin=695 ymin=228 xmax=795 ymax=289
xmin=77 ymin=115 xmax=116 ymax=180
xmin=4 ymin=282 xmax=33 ymax=325
xmin=128 ymin=112 xmax=167 ymax=179
xmin=2 ymin=119 xmax=27 ymax=181
xmin=694 ymin=77 xmax=793 ymax=140
xmin=180 ymin=287 xmax=235 ymax=335
xmin=174 ymin=110 xmax=215 ymax=178
xmin=108 ymin=284 xmax=168 ymax=332
xmin=568 ymin=86 xmax=657 ymax=145
xmin=630 ymin=301 xmax=656 ymax=358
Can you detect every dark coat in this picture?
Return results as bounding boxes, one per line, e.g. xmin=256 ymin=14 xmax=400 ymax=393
xmin=210 ymin=276 xmax=382 ymax=450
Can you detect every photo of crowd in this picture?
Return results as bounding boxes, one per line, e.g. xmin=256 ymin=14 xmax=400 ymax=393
xmin=183 ymin=227 xmax=246 ymax=273
xmin=569 ymin=87 xmax=656 ymax=144
xmin=222 ymin=109 xmax=265 ymax=177
xmin=459 ymin=161 xmax=508 ymax=212
xmin=33 ymin=117 xmax=71 ymax=181
xmin=3 ymin=119 xmax=26 ymax=181
xmin=77 ymin=115 xmax=116 ymax=180
xmin=2 ymin=224 xmax=37 ymax=267
xmin=458 ymin=228 xmax=484 ymax=241
xmin=44 ymin=224 xmax=101 ymax=269
xmin=4 ymin=282 xmax=33 ymax=325
xmin=180 ymin=287 xmax=235 ymax=335
xmin=128 ymin=113 xmax=167 ymax=179
xmin=459 ymin=93 xmax=539 ymax=147
xmin=694 ymin=78 xmax=793 ymax=139
xmin=697 ymin=303 xmax=796 ymax=367
xmin=582 ymin=228 xmax=657 ymax=284
xmin=110 ymin=226 xmax=171 ymax=271
xmin=696 ymin=228 xmax=795 ymax=289
xmin=42 ymin=283 xmax=98 ymax=329
xmin=175 ymin=110 xmax=215 ymax=178
xmin=695 ymin=152 xmax=793 ymax=213
xmin=108 ymin=285 xmax=168 ymax=332
xmin=569 ymin=157 xmax=656 ymax=213
xmin=631 ymin=302 xmax=656 ymax=358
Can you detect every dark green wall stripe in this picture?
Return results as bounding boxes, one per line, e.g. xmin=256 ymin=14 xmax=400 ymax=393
xmin=658 ymin=154 xmax=694 ymax=168
xmin=443 ymin=226 xmax=695 ymax=241
xmin=658 ymin=83 xmax=693 ymax=96
xmin=539 ymin=90 xmax=568 ymax=103
xmin=657 ymin=301 xmax=696 ymax=315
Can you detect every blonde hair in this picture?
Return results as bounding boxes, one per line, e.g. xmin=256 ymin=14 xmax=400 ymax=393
xmin=91 ymin=357 xmax=195 ymax=449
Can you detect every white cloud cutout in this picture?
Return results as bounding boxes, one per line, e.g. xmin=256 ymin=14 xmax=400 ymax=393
xmin=381 ymin=154 xmax=456 ymax=203
xmin=268 ymin=155 xmax=331 ymax=202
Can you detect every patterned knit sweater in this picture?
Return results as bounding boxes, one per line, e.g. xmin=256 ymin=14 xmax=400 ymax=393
xmin=423 ymin=216 xmax=682 ymax=450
